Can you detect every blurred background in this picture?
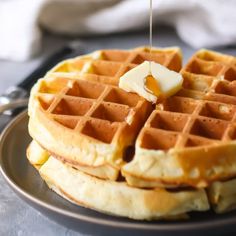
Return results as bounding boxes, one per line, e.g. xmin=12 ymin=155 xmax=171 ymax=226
xmin=1 ymin=1 xmax=236 ymax=235
xmin=1 ymin=0 xmax=236 ymax=93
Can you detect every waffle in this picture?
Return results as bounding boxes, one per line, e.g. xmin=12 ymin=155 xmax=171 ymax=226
xmin=28 ymin=76 xmax=152 ymax=180
xmin=26 ymin=144 xmax=209 ymax=220
xmin=28 ymin=47 xmax=182 ymax=181
xmin=27 ymin=140 xmax=49 ymax=169
xmin=208 ymin=178 xmax=236 ymax=213
xmin=46 ymin=46 xmax=182 ymax=86
xmin=28 ymin=47 xmax=236 ymax=220
xmin=122 ymin=49 xmax=236 ymax=188
xmin=28 ymin=140 xmax=236 ymax=218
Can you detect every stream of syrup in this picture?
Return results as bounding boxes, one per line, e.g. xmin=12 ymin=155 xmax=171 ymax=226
xmin=149 ymin=0 xmax=153 ymax=74
xmin=144 ymin=0 xmax=161 ymax=98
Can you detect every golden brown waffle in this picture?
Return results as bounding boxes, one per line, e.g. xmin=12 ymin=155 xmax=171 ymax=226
xmin=41 ymin=156 xmax=209 ymax=220
xmin=122 ymin=49 xmax=236 ymax=188
xmin=47 ymin=47 xmax=182 ymax=86
xmin=28 ymin=47 xmax=182 ymax=181
xmin=28 ymin=76 xmax=152 ymax=180
xmin=27 ymin=47 xmax=236 ymax=220
xmin=26 ymin=143 xmax=210 ymax=220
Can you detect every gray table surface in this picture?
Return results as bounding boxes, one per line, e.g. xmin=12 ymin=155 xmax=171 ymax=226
xmin=0 ymin=26 xmax=236 ymax=236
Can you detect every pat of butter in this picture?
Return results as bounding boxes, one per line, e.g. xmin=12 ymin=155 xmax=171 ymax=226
xmin=119 ymin=61 xmax=183 ymax=103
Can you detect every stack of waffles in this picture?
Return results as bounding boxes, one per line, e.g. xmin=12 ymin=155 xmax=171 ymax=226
xmin=27 ymin=47 xmax=236 ymax=220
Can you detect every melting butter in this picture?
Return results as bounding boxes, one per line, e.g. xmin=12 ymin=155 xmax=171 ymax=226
xmin=119 ymin=61 xmax=183 ymax=103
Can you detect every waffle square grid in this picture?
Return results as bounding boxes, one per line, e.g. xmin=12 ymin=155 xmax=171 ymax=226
xmin=49 ymin=47 xmax=182 ymax=86
xmin=138 ymin=50 xmax=236 ymax=152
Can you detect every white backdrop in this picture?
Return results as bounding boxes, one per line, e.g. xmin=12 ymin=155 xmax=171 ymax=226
xmin=1 ymin=0 xmax=236 ymax=61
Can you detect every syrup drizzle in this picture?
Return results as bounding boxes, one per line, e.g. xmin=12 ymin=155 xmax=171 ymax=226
xmin=149 ymin=0 xmax=152 ymax=73
xmin=145 ymin=74 xmax=161 ymax=96
xmin=144 ymin=0 xmax=161 ymax=98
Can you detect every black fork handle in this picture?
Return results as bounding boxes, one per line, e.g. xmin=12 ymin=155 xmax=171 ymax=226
xmin=17 ymin=44 xmax=84 ymax=92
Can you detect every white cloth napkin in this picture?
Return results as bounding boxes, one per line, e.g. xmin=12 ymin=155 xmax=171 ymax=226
xmin=1 ymin=0 xmax=236 ymax=61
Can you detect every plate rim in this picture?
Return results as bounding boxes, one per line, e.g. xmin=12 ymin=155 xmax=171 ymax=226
xmin=1 ymin=110 xmax=236 ymax=232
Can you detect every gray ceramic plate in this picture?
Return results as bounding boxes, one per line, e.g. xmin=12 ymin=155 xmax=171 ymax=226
xmin=1 ymin=111 xmax=236 ymax=236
